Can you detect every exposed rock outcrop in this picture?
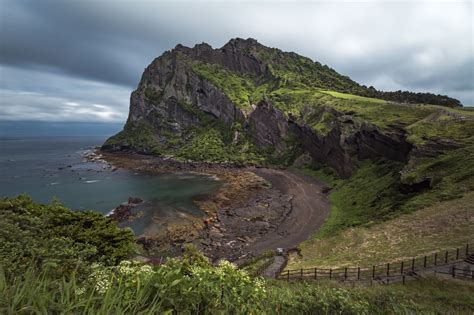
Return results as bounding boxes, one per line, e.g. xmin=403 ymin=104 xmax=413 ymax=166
xmin=103 ymin=38 xmax=459 ymax=178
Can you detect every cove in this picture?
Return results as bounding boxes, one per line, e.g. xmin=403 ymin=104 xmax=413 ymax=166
xmin=0 ymin=136 xmax=221 ymax=236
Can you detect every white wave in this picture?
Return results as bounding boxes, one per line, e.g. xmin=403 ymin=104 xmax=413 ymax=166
xmin=84 ymin=180 xmax=100 ymax=183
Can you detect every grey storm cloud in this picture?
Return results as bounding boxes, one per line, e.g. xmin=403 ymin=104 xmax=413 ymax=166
xmin=0 ymin=0 xmax=473 ymax=123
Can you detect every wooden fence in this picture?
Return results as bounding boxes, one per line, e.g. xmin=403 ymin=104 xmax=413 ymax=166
xmin=435 ymin=267 xmax=474 ymax=280
xmin=277 ymin=243 xmax=473 ymax=283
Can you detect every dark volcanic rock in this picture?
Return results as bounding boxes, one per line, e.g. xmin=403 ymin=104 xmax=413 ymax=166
xmin=103 ymin=38 xmax=430 ymax=177
xmin=248 ymin=100 xmax=289 ymax=154
xmin=109 ymin=197 xmax=144 ymax=222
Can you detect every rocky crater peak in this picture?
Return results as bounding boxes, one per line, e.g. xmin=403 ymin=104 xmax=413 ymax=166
xmin=103 ymin=39 xmax=463 ymax=178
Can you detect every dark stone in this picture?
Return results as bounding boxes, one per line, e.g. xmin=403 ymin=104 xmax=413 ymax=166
xmin=128 ymin=197 xmax=143 ymax=204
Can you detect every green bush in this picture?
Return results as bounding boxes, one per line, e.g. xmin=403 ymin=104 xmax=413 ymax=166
xmin=0 ymin=196 xmax=135 ymax=278
xmin=1 ymin=254 xmax=268 ymax=314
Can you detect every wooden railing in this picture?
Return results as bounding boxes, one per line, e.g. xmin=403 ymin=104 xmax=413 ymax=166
xmin=277 ymin=243 xmax=473 ymax=283
xmin=435 ymin=267 xmax=474 ymax=280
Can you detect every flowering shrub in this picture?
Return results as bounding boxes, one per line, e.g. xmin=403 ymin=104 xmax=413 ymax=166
xmin=77 ymin=248 xmax=268 ymax=313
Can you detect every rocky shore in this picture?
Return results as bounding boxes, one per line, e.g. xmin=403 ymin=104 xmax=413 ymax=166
xmin=98 ymin=151 xmax=330 ymax=264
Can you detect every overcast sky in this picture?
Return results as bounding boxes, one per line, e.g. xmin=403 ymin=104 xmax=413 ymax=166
xmin=0 ymin=0 xmax=472 ymax=123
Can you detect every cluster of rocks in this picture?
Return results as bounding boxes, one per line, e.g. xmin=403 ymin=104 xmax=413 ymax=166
xmin=109 ymin=197 xmax=144 ymax=222
xmin=199 ymin=187 xmax=293 ymax=262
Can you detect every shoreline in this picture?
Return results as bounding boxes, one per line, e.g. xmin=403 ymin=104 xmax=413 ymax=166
xmin=98 ymin=150 xmax=331 ymax=263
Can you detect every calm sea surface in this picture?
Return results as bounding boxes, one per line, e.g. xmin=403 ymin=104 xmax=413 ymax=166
xmin=0 ymin=136 xmax=221 ymax=235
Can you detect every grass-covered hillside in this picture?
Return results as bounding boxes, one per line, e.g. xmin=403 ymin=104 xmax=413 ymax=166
xmin=2 ymin=197 xmax=473 ymax=314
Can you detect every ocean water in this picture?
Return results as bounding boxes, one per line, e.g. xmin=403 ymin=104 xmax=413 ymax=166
xmin=0 ymin=136 xmax=221 ymax=236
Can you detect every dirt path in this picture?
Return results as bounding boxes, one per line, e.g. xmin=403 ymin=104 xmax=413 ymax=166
xmin=247 ymin=168 xmax=330 ymax=254
xmin=262 ymin=256 xmax=287 ymax=278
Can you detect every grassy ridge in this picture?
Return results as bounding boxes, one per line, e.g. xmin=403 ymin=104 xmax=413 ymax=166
xmin=320 ymin=90 xmax=387 ymax=104
xmin=296 ymin=143 xmax=474 ymax=260
xmin=287 ymin=191 xmax=474 ymax=269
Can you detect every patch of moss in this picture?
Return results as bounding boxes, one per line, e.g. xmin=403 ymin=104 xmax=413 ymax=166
xmin=401 ymin=144 xmax=474 ymax=210
xmin=104 ymin=122 xmax=162 ymax=154
xmin=407 ymin=119 xmax=474 ymax=145
xmin=191 ymin=62 xmax=270 ymax=110
xmin=144 ymin=86 xmax=164 ymax=104
xmin=316 ymin=160 xmax=408 ymax=238
xmin=320 ymin=90 xmax=387 ymax=104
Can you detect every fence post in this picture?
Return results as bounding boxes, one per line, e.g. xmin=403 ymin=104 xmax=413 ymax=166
xmin=344 ymin=268 xmax=347 ymax=280
xmin=372 ymin=265 xmax=375 ymax=278
xmin=434 ymin=253 xmax=438 ymax=266
xmin=456 ymin=248 xmax=459 ymax=260
xmin=424 ymin=256 xmax=427 ymax=268
xmin=329 ymin=269 xmax=332 ymax=279
xmin=357 ymin=267 xmax=360 ymax=280
xmin=445 ymin=251 xmax=448 ymax=263
xmin=387 ymin=263 xmax=390 ymax=276
xmin=300 ymin=268 xmax=303 ymax=279
xmin=287 ymin=270 xmax=290 ymax=281
xmin=412 ymin=258 xmax=415 ymax=271
xmin=466 ymin=244 xmax=469 ymax=256
xmin=401 ymin=261 xmax=404 ymax=274
xmin=314 ymin=268 xmax=317 ymax=280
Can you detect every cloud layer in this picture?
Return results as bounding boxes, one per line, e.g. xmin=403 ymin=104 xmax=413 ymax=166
xmin=1 ymin=0 xmax=472 ymax=123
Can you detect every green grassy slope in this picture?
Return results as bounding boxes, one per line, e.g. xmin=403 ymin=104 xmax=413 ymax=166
xmin=287 ymin=191 xmax=474 ymax=269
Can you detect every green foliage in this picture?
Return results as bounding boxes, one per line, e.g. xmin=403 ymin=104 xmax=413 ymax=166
xmin=305 ymin=144 xmax=474 ymax=239
xmin=297 ymin=165 xmax=343 ymax=188
xmin=268 ymin=88 xmax=318 ymax=116
xmin=143 ymin=86 xmax=164 ymax=104
xmin=177 ymin=128 xmax=228 ymax=162
xmin=0 ymin=196 xmax=135 ymax=278
xmin=176 ymin=127 xmax=265 ymax=165
xmin=266 ymin=277 xmax=474 ymax=314
xmin=315 ymin=92 xmax=436 ymax=130
xmin=1 ymin=258 xmax=267 ymax=314
xmin=104 ymin=121 xmax=162 ymax=154
xmin=263 ymin=133 xmax=305 ymax=167
xmin=260 ymin=47 xmax=366 ymax=95
xmin=314 ymin=160 xmax=409 ymax=238
xmin=255 ymin=44 xmax=461 ymax=106
xmin=2 ymin=220 xmax=473 ymax=315
xmin=401 ymin=144 xmax=474 ymax=211
xmin=407 ymin=119 xmax=474 ymax=145
xmin=320 ymin=90 xmax=387 ymax=104
xmin=191 ymin=62 xmax=269 ymax=110
xmin=239 ymin=251 xmax=275 ymax=277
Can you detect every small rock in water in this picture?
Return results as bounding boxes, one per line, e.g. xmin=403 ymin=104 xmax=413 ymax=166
xmin=128 ymin=197 xmax=143 ymax=204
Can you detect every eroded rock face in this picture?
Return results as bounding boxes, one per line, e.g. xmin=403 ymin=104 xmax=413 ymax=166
xmin=248 ymin=100 xmax=289 ymax=154
xmin=105 ymin=38 xmax=415 ymax=177
xmin=289 ymin=107 xmax=412 ymax=178
xmin=130 ymin=50 xmax=244 ymax=129
xmin=174 ymin=38 xmax=269 ymax=77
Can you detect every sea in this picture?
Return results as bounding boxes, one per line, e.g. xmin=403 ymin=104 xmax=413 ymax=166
xmin=0 ymin=135 xmax=221 ymax=236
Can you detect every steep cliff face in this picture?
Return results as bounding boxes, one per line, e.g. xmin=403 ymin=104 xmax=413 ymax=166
xmin=104 ymin=38 xmax=466 ymax=178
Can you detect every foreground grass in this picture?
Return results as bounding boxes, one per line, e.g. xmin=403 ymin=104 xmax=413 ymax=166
xmin=269 ymin=277 xmax=474 ymax=314
xmin=287 ymin=191 xmax=474 ymax=270
xmin=2 ymin=264 xmax=473 ymax=314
